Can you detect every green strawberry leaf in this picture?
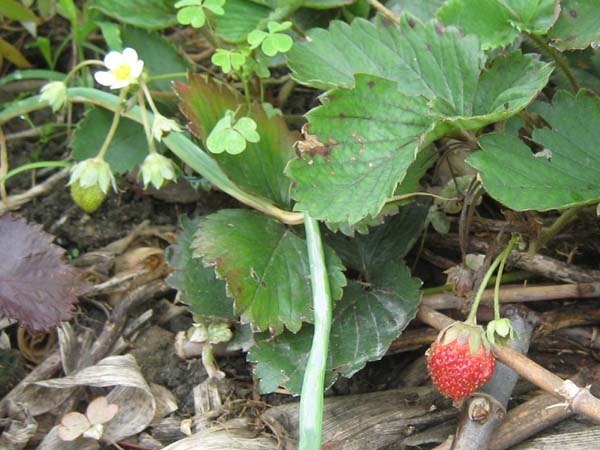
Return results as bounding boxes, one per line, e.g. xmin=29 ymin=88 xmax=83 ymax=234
xmin=175 ymin=74 xmax=297 ymax=207
xmin=191 ymin=209 xmax=346 ymax=335
xmin=326 ymin=200 xmax=430 ymax=276
xmin=437 ymin=0 xmax=559 ymax=50
xmin=286 ymin=74 xmax=435 ymax=224
xmin=214 ymin=0 xmax=270 ymax=42
xmin=165 ymin=216 xmax=234 ymax=320
xmin=249 ymin=261 xmax=421 ymax=394
xmin=72 ymin=107 xmax=147 ymax=174
xmin=468 ymin=90 xmax=600 ymax=211
xmin=287 ymin=18 xmax=552 ymax=119
xmin=386 ymin=0 xmax=446 ymax=22
xmin=549 ymin=0 xmax=600 ymax=50
xmin=89 ymin=0 xmax=177 ymax=30
xmin=286 ymin=19 xmax=551 ymax=224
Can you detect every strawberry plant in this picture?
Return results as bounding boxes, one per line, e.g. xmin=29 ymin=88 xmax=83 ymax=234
xmin=2 ymin=0 xmax=600 ymax=449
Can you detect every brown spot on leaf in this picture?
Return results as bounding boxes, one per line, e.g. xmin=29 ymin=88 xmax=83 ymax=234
xmin=569 ymin=9 xmax=577 ymax=18
xmin=294 ymin=124 xmax=332 ymax=158
xmin=408 ymin=18 xmax=416 ymax=28
xmin=339 ymin=112 xmax=346 ymax=119
xmin=368 ymin=80 xmax=376 ymax=88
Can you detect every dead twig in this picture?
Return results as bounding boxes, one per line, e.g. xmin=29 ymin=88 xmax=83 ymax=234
xmin=366 ymin=0 xmax=400 ymax=23
xmin=0 ymin=167 xmax=70 ymax=214
xmin=489 ymin=371 xmax=589 ymax=450
xmin=422 ymin=281 xmax=600 ymax=310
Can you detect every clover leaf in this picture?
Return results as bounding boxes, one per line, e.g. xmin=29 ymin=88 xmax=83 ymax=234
xmin=247 ymin=21 xmax=293 ymax=56
xmin=211 ymin=48 xmax=246 ymax=74
xmin=175 ymin=0 xmax=225 ymax=28
xmin=206 ymin=110 xmax=260 ymax=155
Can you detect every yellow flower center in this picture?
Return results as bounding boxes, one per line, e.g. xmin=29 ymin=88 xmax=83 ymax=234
xmin=113 ymin=64 xmax=132 ymax=81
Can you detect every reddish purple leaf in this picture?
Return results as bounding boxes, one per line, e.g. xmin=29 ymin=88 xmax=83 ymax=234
xmin=0 ymin=214 xmax=84 ymax=331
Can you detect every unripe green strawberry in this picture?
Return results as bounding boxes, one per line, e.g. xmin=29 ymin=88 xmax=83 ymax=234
xmin=70 ymin=181 xmax=107 ymax=213
xmin=426 ymin=322 xmax=495 ymax=400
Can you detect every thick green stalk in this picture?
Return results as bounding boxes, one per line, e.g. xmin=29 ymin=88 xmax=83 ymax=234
xmin=531 ymin=205 xmax=584 ymax=254
xmin=0 ymin=87 xmax=304 ymax=225
xmin=299 ymin=214 xmax=332 ymax=450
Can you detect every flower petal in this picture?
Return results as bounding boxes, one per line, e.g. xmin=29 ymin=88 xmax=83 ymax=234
xmin=122 ymin=47 xmax=139 ymax=64
xmin=110 ymin=78 xmax=131 ymax=89
xmin=130 ymin=60 xmax=144 ymax=79
xmin=103 ymin=51 xmax=123 ymax=69
xmin=94 ymin=71 xmax=116 ymax=87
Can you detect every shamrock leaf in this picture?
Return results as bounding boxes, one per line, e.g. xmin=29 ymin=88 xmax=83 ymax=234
xmin=175 ymin=0 xmax=224 ymax=28
xmin=206 ymin=110 xmax=260 ymax=155
xmin=58 ymin=396 xmax=119 ymax=441
xmin=247 ymin=20 xmax=293 ymax=56
xmin=211 ymin=48 xmax=246 ymax=74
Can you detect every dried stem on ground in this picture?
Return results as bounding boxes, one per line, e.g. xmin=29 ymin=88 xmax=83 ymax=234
xmin=418 ymin=305 xmax=600 ymax=424
xmin=421 ymin=281 xmax=600 ymax=311
xmin=489 ymin=371 xmax=590 ymax=450
xmin=429 ymin=234 xmax=600 ymax=283
xmin=0 ymin=167 xmax=70 ymax=214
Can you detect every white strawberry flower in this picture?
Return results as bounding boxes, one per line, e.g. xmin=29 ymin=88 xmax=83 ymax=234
xmin=94 ymin=47 xmax=144 ymax=90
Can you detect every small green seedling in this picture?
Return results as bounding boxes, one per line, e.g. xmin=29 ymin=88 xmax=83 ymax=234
xmin=175 ymin=0 xmax=225 ymax=28
xmin=206 ymin=110 xmax=260 ymax=154
xmin=247 ymin=21 xmax=293 ymax=56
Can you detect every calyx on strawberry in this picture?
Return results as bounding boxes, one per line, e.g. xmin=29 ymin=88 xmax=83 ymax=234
xmin=426 ymin=321 xmax=495 ymax=401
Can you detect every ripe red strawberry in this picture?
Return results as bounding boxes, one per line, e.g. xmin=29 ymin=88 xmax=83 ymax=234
xmin=426 ymin=322 xmax=495 ymax=400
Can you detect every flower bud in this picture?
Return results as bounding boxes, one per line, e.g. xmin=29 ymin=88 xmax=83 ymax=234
xmin=151 ymin=114 xmax=181 ymax=142
xmin=40 ymin=81 xmax=67 ymax=112
xmin=139 ymin=153 xmax=177 ymax=189
xmin=69 ymin=158 xmax=117 ymax=194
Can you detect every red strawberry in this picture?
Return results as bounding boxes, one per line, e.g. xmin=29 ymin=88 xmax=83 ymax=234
xmin=426 ymin=322 xmax=495 ymax=400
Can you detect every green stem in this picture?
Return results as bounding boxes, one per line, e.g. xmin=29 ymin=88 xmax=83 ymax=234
xmin=299 ymin=214 xmax=332 ymax=450
xmin=527 ymin=33 xmax=579 ymax=93
xmin=140 ymin=79 xmax=160 ymax=115
xmin=0 ymin=87 xmax=303 ymax=225
xmin=96 ymin=87 xmax=129 ymax=160
xmin=492 ymin=235 xmax=519 ymax=320
xmin=137 ymin=89 xmax=156 ymax=153
xmin=0 ymin=161 xmax=72 ymax=185
xmin=147 ymin=72 xmax=187 ymax=82
xmin=63 ymin=59 xmax=104 ymax=84
xmin=531 ymin=205 xmax=584 ymax=254
xmin=466 ymin=237 xmax=518 ymax=325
